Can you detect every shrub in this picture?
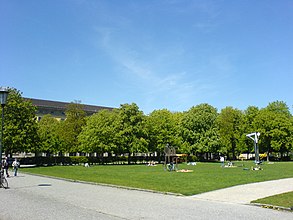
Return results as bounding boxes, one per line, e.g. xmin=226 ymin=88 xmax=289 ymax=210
xmin=188 ymin=155 xmax=198 ymax=162
xmin=70 ymin=156 xmax=88 ymax=164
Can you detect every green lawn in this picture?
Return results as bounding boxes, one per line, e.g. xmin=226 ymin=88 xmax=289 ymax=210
xmin=252 ymin=191 xmax=293 ymax=209
xmin=22 ymin=161 xmax=293 ymax=196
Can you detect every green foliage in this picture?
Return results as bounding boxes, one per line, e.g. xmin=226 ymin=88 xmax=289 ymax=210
xmin=217 ymin=106 xmax=243 ymax=159
xmin=238 ymin=106 xmax=260 ymax=154
xmin=3 ymin=87 xmax=292 ymax=161
xmin=265 ymin=101 xmax=291 ymax=117
xmin=69 ymin=156 xmax=88 ymax=164
xmin=114 ymin=103 xmax=148 ymax=156
xmin=78 ymin=103 xmax=148 ymax=163
xmin=181 ymin=104 xmax=219 ymax=154
xmin=78 ymin=110 xmax=118 ymax=153
xmin=187 ymin=155 xmax=198 ymax=162
xmin=45 ymin=100 xmax=293 ymax=160
xmin=2 ymin=88 xmax=39 ymax=155
xmin=59 ymin=102 xmax=86 ymax=153
xmin=254 ymin=101 xmax=293 ymax=158
xmin=146 ymin=109 xmax=182 ymax=153
xmin=38 ymin=115 xmax=63 ymax=155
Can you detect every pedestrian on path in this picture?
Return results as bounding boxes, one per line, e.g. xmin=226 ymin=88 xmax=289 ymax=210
xmin=12 ymin=158 xmax=20 ymax=176
xmin=2 ymin=157 xmax=10 ymax=177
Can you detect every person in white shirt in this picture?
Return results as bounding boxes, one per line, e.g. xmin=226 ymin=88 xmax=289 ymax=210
xmin=220 ymin=156 xmax=225 ymax=167
xmin=12 ymin=159 xmax=20 ymax=176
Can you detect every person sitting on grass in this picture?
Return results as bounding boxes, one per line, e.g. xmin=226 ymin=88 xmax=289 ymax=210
xmin=227 ymin=161 xmax=233 ymax=167
xmin=147 ymin=161 xmax=156 ymax=166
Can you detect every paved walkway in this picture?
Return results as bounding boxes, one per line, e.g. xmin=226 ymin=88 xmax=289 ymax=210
xmin=191 ymin=178 xmax=293 ymax=204
xmin=0 ymin=173 xmax=292 ymax=220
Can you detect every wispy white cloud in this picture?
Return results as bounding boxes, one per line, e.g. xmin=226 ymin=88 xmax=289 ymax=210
xmin=90 ymin=0 xmax=236 ymax=112
xmin=94 ymin=24 xmax=234 ymax=110
xmin=94 ymin=27 xmax=115 ymax=47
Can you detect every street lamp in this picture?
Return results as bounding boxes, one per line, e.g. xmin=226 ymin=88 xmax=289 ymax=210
xmin=0 ymin=87 xmax=9 ymax=165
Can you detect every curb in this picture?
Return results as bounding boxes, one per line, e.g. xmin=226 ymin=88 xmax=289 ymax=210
xmin=251 ymin=202 xmax=293 ymax=212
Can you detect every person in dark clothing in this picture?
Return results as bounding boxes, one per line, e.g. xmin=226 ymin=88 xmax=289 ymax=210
xmin=3 ymin=157 xmax=10 ymax=177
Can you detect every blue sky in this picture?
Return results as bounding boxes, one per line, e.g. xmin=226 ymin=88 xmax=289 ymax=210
xmin=1 ymin=0 xmax=292 ymax=114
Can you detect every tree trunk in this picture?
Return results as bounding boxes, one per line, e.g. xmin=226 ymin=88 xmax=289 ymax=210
xmin=231 ymin=138 xmax=236 ymax=160
xmin=128 ymin=152 xmax=131 ymax=165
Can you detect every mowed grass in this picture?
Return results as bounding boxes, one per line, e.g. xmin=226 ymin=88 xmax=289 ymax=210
xmin=22 ymin=161 xmax=293 ymax=196
xmin=252 ymin=191 xmax=293 ymax=209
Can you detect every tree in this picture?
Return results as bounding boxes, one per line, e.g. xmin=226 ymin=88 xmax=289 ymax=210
xmin=38 ymin=114 xmax=63 ymax=156
xmin=254 ymin=101 xmax=292 ymax=160
xmin=239 ymin=106 xmax=259 ymax=157
xmin=265 ymin=100 xmax=291 ymax=117
xmin=78 ymin=109 xmax=118 ymax=155
xmin=146 ymin=109 xmax=182 ymax=154
xmin=59 ymin=102 xmax=86 ymax=153
xmin=114 ymin=103 xmax=148 ymax=163
xmin=217 ymin=106 xmax=243 ymax=159
xmin=181 ymin=103 xmax=219 ymax=158
xmin=2 ymin=88 xmax=39 ymax=155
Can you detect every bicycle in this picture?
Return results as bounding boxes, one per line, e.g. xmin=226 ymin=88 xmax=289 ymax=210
xmin=0 ymin=168 xmax=8 ymax=189
xmin=166 ymin=162 xmax=176 ymax=172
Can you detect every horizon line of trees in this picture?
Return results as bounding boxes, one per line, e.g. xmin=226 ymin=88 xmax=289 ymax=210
xmin=1 ymin=88 xmax=293 ymax=162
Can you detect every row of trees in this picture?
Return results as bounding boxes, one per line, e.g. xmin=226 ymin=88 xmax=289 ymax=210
xmin=1 ymin=88 xmax=293 ymax=162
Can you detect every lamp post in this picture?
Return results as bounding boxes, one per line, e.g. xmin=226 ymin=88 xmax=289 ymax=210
xmin=0 ymin=87 xmax=9 ymax=166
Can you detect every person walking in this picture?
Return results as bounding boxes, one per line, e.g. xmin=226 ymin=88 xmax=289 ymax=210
xmin=3 ymin=157 xmax=10 ymax=177
xmin=220 ymin=156 xmax=225 ymax=167
xmin=12 ymin=159 xmax=20 ymax=176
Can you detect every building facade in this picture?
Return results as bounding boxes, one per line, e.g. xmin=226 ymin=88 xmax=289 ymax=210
xmin=25 ymin=98 xmax=113 ymax=121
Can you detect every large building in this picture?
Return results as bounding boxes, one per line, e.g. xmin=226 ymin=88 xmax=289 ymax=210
xmin=25 ymin=98 xmax=114 ymax=121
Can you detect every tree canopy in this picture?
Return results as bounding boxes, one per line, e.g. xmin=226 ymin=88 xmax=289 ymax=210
xmin=2 ymin=87 xmax=292 ymax=161
xmin=2 ymin=88 xmax=38 ymax=155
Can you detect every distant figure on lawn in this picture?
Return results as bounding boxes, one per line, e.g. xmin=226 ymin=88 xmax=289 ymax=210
xmin=220 ymin=156 xmax=225 ymax=167
xmin=227 ymin=161 xmax=233 ymax=167
xmin=147 ymin=161 xmax=156 ymax=166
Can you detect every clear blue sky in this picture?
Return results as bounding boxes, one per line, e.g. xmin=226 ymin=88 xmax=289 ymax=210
xmin=1 ymin=0 xmax=292 ymax=114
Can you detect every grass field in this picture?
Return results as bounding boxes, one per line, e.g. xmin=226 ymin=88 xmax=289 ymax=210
xmin=252 ymin=191 xmax=293 ymax=209
xmin=22 ymin=161 xmax=293 ymax=196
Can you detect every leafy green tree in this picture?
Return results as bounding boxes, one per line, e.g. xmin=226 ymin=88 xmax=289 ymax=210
xmin=114 ymin=103 xmax=148 ymax=163
xmin=266 ymin=101 xmax=291 ymax=117
xmin=59 ymin=102 xmax=86 ymax=153
xmin=217 ymin=106 xmax=243 ymax=159
xmin=2 ymin=88 xmax=39 ymax=155
xmin=181 ymin=104 xmax=219 ymax=158
xmin=78 ymin=109 xmax=118 ymax=155
xmin=146 ymin=109 xmax=182 ymax=154
xmin=38 ymin=114 xmax=63 ymax=156
xmin=239 ymin=106 xmax=259 ymax=157
xmin=254 ymin=101 xmax=292 ymax=160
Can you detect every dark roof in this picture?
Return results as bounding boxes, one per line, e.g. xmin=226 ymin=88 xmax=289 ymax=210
xmin=24 ymin=98 xmax=114 ymax=114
